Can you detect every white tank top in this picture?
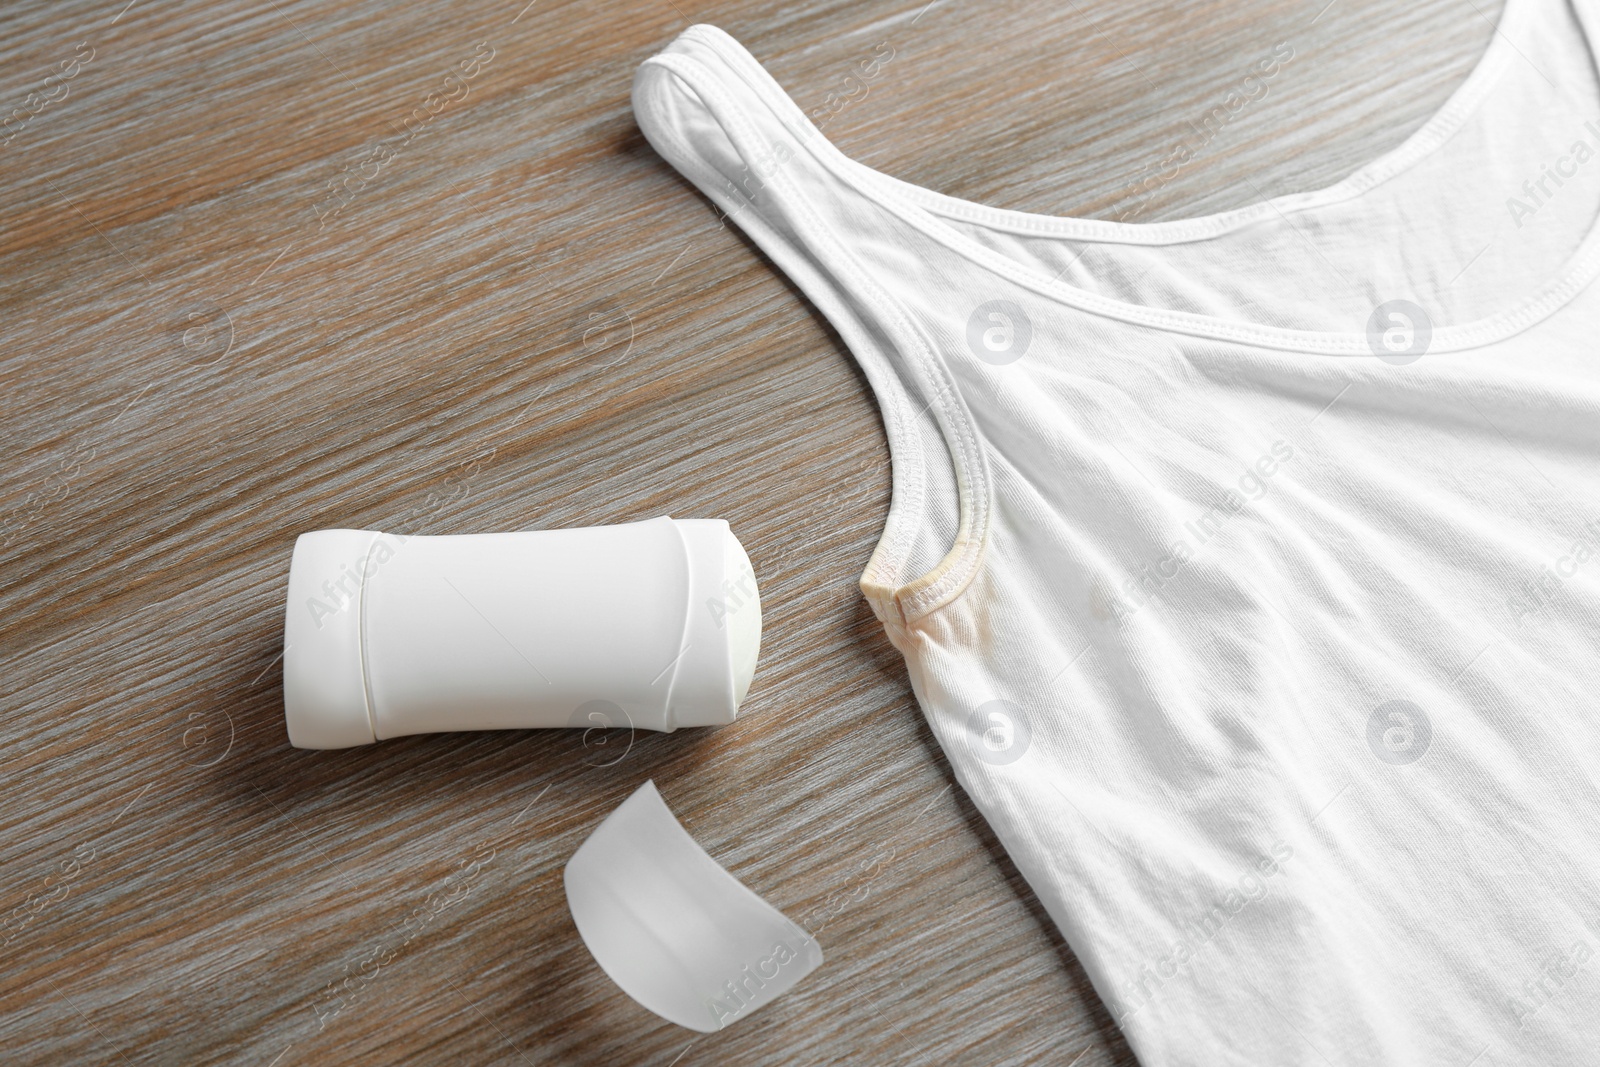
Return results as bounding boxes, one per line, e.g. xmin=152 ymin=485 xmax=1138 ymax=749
xmin=635 ymin=2 xmax=1600 ymax=1061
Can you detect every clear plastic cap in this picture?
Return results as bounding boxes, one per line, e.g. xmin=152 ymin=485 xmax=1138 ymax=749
xmin=564 ymin=781 xmax=822 ymax=1031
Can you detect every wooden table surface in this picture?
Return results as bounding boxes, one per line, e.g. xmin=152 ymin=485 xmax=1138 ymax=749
xmin=0 ymin=0 xmax=1501 ymax=1063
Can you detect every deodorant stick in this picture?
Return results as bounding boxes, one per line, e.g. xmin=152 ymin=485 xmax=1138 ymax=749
xmin=281 ymin=516 xmax=761 ymax=749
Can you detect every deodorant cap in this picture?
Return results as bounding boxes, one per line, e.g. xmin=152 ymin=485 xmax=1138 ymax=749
xmin=282 ymin=528 xmax=379 ymax=749
xmin=667 ymin=518 xmax=761 ymax=727
xmin=564 ymin=780 xmax=822 ymax=1032
xmin=725 ymin=530 xmax=759 ymax=708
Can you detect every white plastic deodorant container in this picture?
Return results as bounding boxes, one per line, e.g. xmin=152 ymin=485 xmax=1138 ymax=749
xmin=281 ymin=516 xmax=761 ymax=748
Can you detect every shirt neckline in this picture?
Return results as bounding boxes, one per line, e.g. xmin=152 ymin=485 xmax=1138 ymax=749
xmin=688 ymin=0 xmax=1600 ymax=355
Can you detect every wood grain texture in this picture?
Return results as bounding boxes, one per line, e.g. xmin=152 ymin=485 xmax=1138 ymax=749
xmin=0 ymin=0 xmax=1499 ymax=1063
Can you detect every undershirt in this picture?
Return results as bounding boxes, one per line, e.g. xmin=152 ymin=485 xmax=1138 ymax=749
xmin=633 ymin=2 xmax=1600 ymax=1062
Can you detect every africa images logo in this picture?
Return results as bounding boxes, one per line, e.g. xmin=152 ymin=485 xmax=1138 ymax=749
xmin=966 ymin=300 xmax=1032 ymax=365
xmin=965 ymin=699 xmax=1033 ymax=765
xmin=1366 ymin=699 xmax=1431 ymax=766
xmin=1366 ymin=299 xmax=1432 ymax=365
